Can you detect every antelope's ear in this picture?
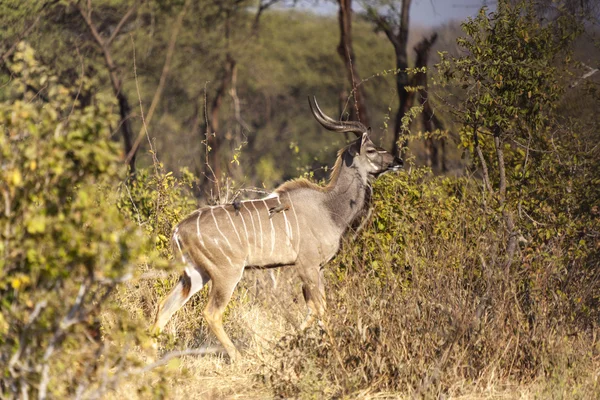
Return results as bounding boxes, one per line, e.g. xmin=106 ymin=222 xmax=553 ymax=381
xmin=348 ymin=139 xmax=361 ymax=156
xmin=360 ymin=130 xmax=371 ymax=147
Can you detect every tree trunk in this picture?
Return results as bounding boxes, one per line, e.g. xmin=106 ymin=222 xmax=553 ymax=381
xmin=413 ymin=33 xmax=446 ymax=171
xmin=391 ymin=0 xmax=412 ymax=157
xmin=337 ymin=0 xmax=370 ymax=126
xmin=203 ymin=54 xmax=236 ymax=197
xmin=117 ymin=93 xmax=136 ymax=172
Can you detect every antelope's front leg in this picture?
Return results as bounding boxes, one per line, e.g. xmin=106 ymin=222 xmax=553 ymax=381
xmin=299 ymin=266 xmax=326 ymax=330
xmin=152 ymin=266 xmax=210 ymax=334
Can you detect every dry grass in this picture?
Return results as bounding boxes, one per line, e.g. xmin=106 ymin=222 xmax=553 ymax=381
xmin=105 ymin=259 xmax=599 ymax=399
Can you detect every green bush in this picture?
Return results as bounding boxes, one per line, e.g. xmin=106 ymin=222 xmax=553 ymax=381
xmin=0 ymin=43 xmax=157 ymax=398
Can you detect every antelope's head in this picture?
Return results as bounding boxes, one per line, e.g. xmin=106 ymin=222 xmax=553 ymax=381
xmin=309 ymin=97 xmax=403 ymax=177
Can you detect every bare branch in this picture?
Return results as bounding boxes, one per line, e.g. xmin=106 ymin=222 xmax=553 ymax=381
xmin=76 ymin=3 xmax=121 ymax=94
xmin=494 ymin=132 xmax=507 ymax=204
xmin=252 ymin=0 xmax=282 ymax=33
xmin=106 ymin=2 xmax=138 ymax=47
xmin=366 ymin=8 xmax=398 ymax=48
xmin=1 ymin=15 xmax=42 ymax=64
xmin=60 ymin=281 xmax=104 ymax=331
xmin=474 ymin=128 xmax=494 ymax=195
xmin=8 ymin=300 xmax=48 ymax=375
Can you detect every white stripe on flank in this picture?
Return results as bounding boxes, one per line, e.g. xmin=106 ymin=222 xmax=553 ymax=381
xmin=286 ymin=193 xmax=300 ymax=252
xmin=224 ymin=208 xmax=242 ymax=245
xmin=173 ymin=229 xmax=185 ymax=262
xmin=250 ymin=201 xmax=263 ymax=256
xmin=196 ymin=211 xmax=205 ymax=247
xmin=211 ymin=207 xmax=232 ymax=250
xmin=263 ymin=200 xmax=275 ymax=257
xmin=214 ymin=238 xmax=234 ymax=267
xmin=282 ymin=210 xmax=293 ymax=244
xmin=243 ymin=203 xmax=258 ymax=251
xmin=238 ymin=211 xmax=250 ymax=257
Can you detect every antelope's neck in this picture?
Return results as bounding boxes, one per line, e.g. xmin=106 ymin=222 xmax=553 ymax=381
xmin=324 ymin=151 xmax=369 ymax=231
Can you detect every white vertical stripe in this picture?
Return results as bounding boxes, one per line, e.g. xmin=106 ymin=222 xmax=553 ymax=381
xmin=243 ymin=202 xmax=257 ymax=251
xmin=224 ymin=207 xmax=242 ymax=245
xmin=286 ymin=193 xmax=300 ymax=252
xmin=173 ymin=229 xmax=185 ymax=263
xmin=238 ymin=210 xmax=250 ymax=257
xmin=196 ymin=211 xmax=205 ymax=247
xmin=282 ymin=210 xmax=292 ymax=243
xmin=211 ymin=207 xmax=232 ymax=250
xmin=250 ymin=201 xmax=263 ymax=257
xmin=214 ymin=238 xmax=234 ymax=267
xmin=263 ymin=200 xmax=275 ymax=257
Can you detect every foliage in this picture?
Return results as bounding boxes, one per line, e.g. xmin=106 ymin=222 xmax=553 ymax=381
xmin=437 ymin=2 xmax=577 ymax=140
xmin=435 ymin=0 xmax=598 ymax=314
xmin=0 ymin=43 xmax=157 ymax=398
xmin=0 ymin=1 xmax=398 ymax=188
xmin=263 ymin=166 xmax=599 ymax=397
xmin=118 ymin=166 xmax=197 ymax=258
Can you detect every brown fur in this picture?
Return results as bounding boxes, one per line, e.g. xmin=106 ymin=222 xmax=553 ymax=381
xmin=275 ymin=146 xmax=347 ymax=194
xmin=180 ymin=272 xmax=192 ymax=298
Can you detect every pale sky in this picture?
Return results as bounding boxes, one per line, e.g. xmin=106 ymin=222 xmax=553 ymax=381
xmin=292 ymin=0 xmax=497 ymax=26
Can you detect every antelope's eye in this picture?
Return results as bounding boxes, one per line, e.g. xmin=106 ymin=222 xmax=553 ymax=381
xmin=366 ymin=149 xmax=377 ymax=154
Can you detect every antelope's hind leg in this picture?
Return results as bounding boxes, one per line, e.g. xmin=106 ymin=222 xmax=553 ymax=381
xmin=152 ymin=265 xmax=210 ymax=334
xmin=202 ymin=269 xmax=244 ymax=361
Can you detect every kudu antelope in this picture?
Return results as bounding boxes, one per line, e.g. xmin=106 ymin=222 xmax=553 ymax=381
xmin=152 ymin=97 xmax=403 ymax=360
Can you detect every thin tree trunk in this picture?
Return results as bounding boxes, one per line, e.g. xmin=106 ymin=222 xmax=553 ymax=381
xmin=204 ymin=54 xmax=236 ymax=197
xmin=413 ymin=33 xmax=444 ymax=171
xmin=494 ymin=131 xmax=517 ymax=270
xmin=474 ymin=127 xmax=493 ymax=196
xmin=337 ymin=0 xmax=370 ymax=126
xmin=372 ymin=0 xmax=412 ymax=156
xmin=392 ymin=0 xmax=412 ymax=156
xmin=77 ymin=2 xmax=138 ymax=173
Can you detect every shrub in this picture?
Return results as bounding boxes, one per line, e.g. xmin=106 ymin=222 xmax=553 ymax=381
xmin=263 ymin=165 xmax=598 ymax=397
xmin=0 ymin=43 xmax=157 ymax=398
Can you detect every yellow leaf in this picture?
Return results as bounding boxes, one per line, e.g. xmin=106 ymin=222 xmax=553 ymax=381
xmin=11 ymin=275 xmax=30 ymax=290
xmin=9 ymin=170 xmax=23 ymax=187
xmin=0 ymin=313 xmax=8 ymax=335
xmin=26 ymin=216 xmax=46 ymax=234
